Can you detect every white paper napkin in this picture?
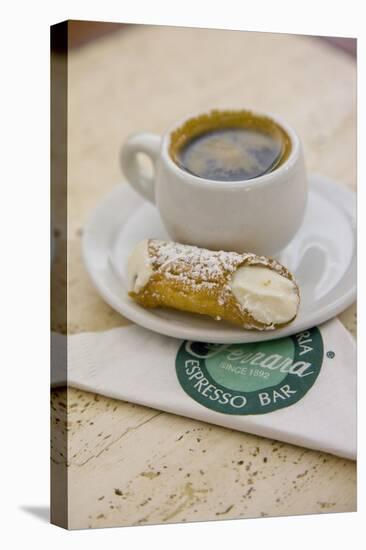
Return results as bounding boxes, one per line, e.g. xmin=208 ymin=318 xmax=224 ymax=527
xmin=52 ymin=318 xmax=356 ymax=460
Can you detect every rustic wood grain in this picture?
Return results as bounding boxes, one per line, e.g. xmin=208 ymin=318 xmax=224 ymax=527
xmin=58 ymin=25 xmax=356 ymax=529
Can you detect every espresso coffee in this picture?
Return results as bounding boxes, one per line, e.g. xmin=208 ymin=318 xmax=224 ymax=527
xmin=170 ymin=110 xmax=291 ymax=182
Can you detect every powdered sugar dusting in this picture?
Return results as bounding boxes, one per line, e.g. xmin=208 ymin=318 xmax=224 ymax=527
xmin=149 ymin=240 xmax=246 ymax=290
xmin=149 ymin=240 xmax=287 ymax=286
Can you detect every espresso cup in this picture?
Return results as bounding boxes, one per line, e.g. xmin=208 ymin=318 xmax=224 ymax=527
xmin=120 ymin=109 xmax=308 ymax=256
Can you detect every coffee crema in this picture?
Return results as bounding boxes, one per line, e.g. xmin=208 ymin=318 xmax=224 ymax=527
xmin=169 ymin=110 xmax=291 ymax=182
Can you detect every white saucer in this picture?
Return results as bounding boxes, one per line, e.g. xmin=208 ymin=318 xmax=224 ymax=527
xmin=82 ymin=175 xmax=356 ymax=343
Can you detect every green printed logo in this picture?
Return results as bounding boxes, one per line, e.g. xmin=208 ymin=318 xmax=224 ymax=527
xmin=175 ymin=328 xmax=323 ymax=415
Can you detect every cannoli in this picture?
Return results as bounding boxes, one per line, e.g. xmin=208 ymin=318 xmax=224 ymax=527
xmin=127 ymin=239 xmax=300 ymax=330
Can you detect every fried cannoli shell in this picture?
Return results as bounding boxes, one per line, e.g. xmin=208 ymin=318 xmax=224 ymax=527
xmin=128 ymin=239 xmax=299 ymax=331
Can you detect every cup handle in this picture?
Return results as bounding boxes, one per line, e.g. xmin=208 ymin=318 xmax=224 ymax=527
xmin=120 ymin=133 xmax=161 ymax=203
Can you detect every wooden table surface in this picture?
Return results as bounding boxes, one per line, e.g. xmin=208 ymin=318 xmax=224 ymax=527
xmin=51 ymin=25 xmax=357 ymax=529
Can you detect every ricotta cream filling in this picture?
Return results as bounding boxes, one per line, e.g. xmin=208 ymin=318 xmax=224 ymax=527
xmin=230 ymin=265 xmax=299 ymax=325
xmin=127 ymin=239 xmax=153 ymax=293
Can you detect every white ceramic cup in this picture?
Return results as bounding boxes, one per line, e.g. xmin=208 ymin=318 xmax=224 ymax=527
xmin=120 ymin=109 xmax=308 ymax=256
